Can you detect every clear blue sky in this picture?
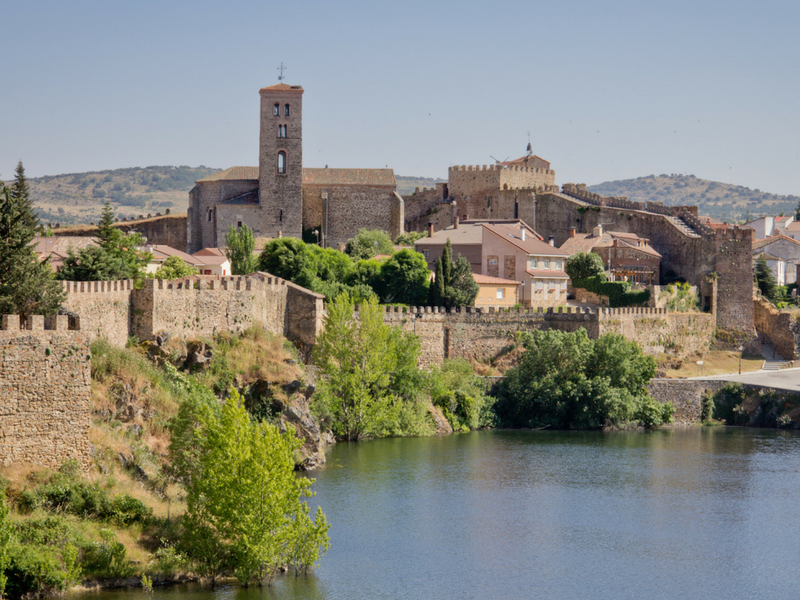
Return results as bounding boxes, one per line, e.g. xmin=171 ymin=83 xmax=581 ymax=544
xmin=3 ymin=0 xmax=799 ymax=194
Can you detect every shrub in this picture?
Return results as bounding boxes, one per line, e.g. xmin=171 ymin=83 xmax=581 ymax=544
xmin=81 ymin=529 xmax=134 ymax=579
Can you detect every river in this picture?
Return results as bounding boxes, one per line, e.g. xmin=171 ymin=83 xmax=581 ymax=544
xmin=84 ymin=428 xmax=800 ymax=600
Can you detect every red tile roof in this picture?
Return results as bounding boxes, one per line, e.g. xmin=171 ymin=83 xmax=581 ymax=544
xmin=500 ymin=155 xmax=551 ymax=169
xmin=483 ymin=223 xmax=569 ymax=257
xmin=473 ymin=273 xmax=521 ymax=285
xmin=259 ymin=83 xmax=304 ymax=93
xmin=302 ymin=168 xmax=396 ymax=187
xmin=148 ymin=245 xmax=203 ymax=266
xmin=197 ymin=166 xmax=259 ymax=182
xmin=526 ymin=269 xmax=570 ymax=279
xmin=752 ymin=234 xmax=800 ymax=249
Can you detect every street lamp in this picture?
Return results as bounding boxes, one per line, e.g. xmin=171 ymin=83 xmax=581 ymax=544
xmin=738 ymin=345 xmax=744 ymax=374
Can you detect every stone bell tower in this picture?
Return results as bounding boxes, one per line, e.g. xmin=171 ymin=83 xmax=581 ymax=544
xmin=258 ymin=83 xmax=304 ymax=239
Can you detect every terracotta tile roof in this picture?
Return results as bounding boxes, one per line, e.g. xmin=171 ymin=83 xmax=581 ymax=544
xmin=473 ymin=273 xmax=521 ymax=285
xmin=560 ymin=233 xmax=599 ymax=255
xmin=784 ymin=221 xmax=800 ymax=232
xmin=194 ymin=247 xmax=226 ymax=257
xmin=755 ymin=252 xmax=782 ymax=262
xmin=148 ymin=245 xmax=204 ymax=266
xmin=752 ymin=234 xmax=800 ymax=250
xmin=526 ymin=269 xmax=570 ymax=279
xmin=483 ymin=222 xmax=569 ymax=257
xmin=302 ymin=168 xmax=396 ymax=187
xmin=196 ymin=166 xmax=259 ymax=182
xmin=259 ymin=83 xmax=304 ymax=93
xmin=500 ymin=155 xmax=551 ymax=169
xmin=560 ymin=232 xmax=661 ymax=258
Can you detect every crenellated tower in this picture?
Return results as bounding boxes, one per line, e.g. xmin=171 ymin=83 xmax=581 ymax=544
xmin=258 ymin=83 xmax=304 ymax=238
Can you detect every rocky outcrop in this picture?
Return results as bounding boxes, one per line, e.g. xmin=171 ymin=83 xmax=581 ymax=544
xmin=428 ymin=405 xmax=454 ymax=435
xmin=279 ymin=391 xmax=334 ymax=470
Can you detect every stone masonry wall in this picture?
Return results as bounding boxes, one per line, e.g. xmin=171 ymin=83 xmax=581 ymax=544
xmin=307 ymin=186 xmax=401 ymax=248
xmin=62 ymin=280 xmax=134 ymax=348
xmin=753 ymin=297 xmax=800 ymax=359
xmin=647 ymin=379 xmax=726 ymax=423
xmin=448 ymin=164 xmax=555 ymax=197
xmin=0 ymin=315 xmax=91 ymax=470
xmin=56 ymin=214 xmax=188 ymax=252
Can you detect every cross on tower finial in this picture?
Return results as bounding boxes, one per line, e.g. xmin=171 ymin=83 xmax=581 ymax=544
xmin=277 ymin=62 xmax=287 ymax=82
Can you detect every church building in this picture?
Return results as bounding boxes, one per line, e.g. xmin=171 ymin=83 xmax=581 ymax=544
xmin=187 ymin=83 xmax=404 ymax=252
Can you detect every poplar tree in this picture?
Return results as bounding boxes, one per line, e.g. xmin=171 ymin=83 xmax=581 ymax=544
xmin=224 ymin=224 xmax=256 ymax=275
xmin=427 ymin=239 xmax=478 ymax=308
xmin=0 ymin=162 xmax=66 ymax=318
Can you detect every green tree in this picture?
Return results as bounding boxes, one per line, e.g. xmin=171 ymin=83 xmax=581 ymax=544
xmin=345 ymin=229 xmax=394 ymax=260
xmin=394 ymin=231 xmax=425 ymax=246
xmin=494 ymin=329 xmax=666 ymax=429
xmin=153 ymin=255 xmax=199 ymax=280
xmin=565 ymin=251 xmax=605 ymax=281
xmin=378 ymin=249 xmax=429 ymax=305
xmin=169 ymin=382 xmax=330 ymax=584
xmin=56 ymin=202 xmax=150 ymax=281
xmin=427 ymin=240 xmax=478 ymax=308
xmin=259 ymin=238 xmax=315 ymax=284
xmin=0 ymin=163 xmax=66 ymax=319
xmin=754 ymin=257 xmax=779 ymax=303
xmin=312 ymin=294 xmax=431 ymax=440
xmin=224 ymin=224 xmax=256 ymax=275
xmin=0 ymin=484 xmax=11 ymax=600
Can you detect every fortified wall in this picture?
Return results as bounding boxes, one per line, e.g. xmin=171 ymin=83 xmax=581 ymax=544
xmin=753 ymin=297 xmax=800 ymax=359
xmin=380 ymin=305 xmax=714 ymax=367
xmin=0 ymin=315 xmax=91 ymax=470
xmin=448 ymin=164 xmax=556 ymax=196
xmin=63 ymin=273 xmax=324 ymax=352
xmin=54 ymin=213 xmax=188 ymax=251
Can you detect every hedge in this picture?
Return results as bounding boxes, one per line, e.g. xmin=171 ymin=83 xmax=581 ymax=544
xmin=572 ymin=274 xmax=650 ymax=308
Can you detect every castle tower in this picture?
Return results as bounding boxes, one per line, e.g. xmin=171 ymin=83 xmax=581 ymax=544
xmin=258 ymin=83 xmax=304 ymax=238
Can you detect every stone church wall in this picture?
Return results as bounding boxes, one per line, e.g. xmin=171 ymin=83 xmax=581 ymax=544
xmin=0 ymin=315 xmax=91 ymax=470
xmin=55 ymin=214 xmax=188 ymax=252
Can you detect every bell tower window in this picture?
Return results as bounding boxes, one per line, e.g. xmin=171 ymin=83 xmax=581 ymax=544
xmin=273 ymin=103 xmax=280 ymax=116
xmin=284 ymin=103 xmax=290 ymax=116
xmin=278 ymin=124 xmax=287 ymax=138
xmin=277 ymin=151 xmax=287 ymax=174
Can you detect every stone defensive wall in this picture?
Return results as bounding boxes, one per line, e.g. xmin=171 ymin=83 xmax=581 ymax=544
xmin=380 ymin=305 xmax=713 ymax=367
xmin=647 ymin=379 xmax=727 ymax=423
xmin=0 ymin=315 xmax=91 ymax=470
xmin=753 ymin=296 xmax=800 ymax=360
xmin=63 ymin=273 xmax=324 ymax=352
xmin=54 ymin=213 xmax=188 ymax=251
xmin=448 ymin=164 xmax=556 ymax=197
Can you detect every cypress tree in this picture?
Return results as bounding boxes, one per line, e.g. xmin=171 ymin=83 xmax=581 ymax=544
xmin=0 ymin=162 xmax=66 ymax=318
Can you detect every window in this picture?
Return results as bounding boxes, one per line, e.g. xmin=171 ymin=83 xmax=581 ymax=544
xmin=489 ymin=258 xmax=498 ymax=265
xmin=207 ymin=209 xmax=212 ymax=222
xmin=273 ymin=103 xmax=280 ymax=116
xmin=556 ymin=260 xmax=562 ymax=270
xmin=277 ymin=151 xmax=286 ymax=174
xmin=237 ymin=221 xmax=242 ymax=229
xmin=536 ymin=280 xmax=543 ymax=290
xmin=284 ymin=103 xmax=290 ymax=116
xmin=496 ymin=288 xmax=505 ymax=299
xmin=549 ymin=281 xmax=556 ymax=290
xmin=560 ymin=281 xmax=567 ymax=291
xmin=531 ymin=258 xmax=538 ymax=269
xmin=422 ymin=249 xmax=429 ymax=258
xmin=544 ymin=259 xmax=550 ymax=269
xmin=278 ymin=124 xmax=287 ymax=138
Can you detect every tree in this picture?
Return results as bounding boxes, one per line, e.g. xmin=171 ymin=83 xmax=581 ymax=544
xmin=378 ymin=249 xmax=429 ymax=305
xmin=153 ymin=255 xmax=198 ymax=280
xmin=755 ymin=257 xmax=780 ymax=303
xmin=0 ymin=484 xmax=10 ymax=600
xmin=0 ymin=163 xmax=66 ymax=319
xmin=427 ymin=240 xmax=478 ymax=308
xmin=494 ymin=329 xmax=666 ymax=429
xmin=168 ymin=380 xmax=330 ymax=584
xmin=795 ymin=199 xmax=800 ymax=222
xmin=259 ymin=238 xmax=315 ymax=284
xmin=56 ymin=202 xmax=150 ymax=281
xmin=312 ymin=294 xmax=430 ymax=440
xmin=565 ymin=251 xmax=605 ymax=281
xmin=224 ymin=224 xmax=256 ymax=275
xmin=345 ymin=228 xmax=394 ymax=260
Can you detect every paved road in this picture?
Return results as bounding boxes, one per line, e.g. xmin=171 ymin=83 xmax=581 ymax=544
xmin=691 ymin=367 xmax=800 ymax=391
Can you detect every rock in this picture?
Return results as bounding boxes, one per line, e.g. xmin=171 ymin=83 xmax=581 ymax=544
xmin=283 ymin=379 xmax=302 ymax=394
xmin=156 ymin=331 xmax=171 ymax=346
xmin=128 ymin=424 xmax=143 ymax=437
xmin=428 ymin=404 xmax=454 ymax=435
xmin=280 ymin=392 xmax=332 ymax=470
xmin=186 ymin=340 xmax=213 ymax=370
xmin=284 ymin=358 xmax=297 ymax=366
xmin=304 ymin=384 xmax=316 ymax=399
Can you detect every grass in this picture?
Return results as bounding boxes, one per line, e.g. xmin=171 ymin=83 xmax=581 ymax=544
xmin=660 ymin=350 xmax=764 ymax=378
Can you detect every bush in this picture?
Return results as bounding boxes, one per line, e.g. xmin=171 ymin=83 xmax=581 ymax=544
xmin=81 ymin=529 xmax=134 ymax=579
xmin=429 ymin=359 xmax=494 ymax=431
xmin=565 ymin=251 xmax=605 ymax=281
xmin=572 ymin=274 xmax=650 ymax=307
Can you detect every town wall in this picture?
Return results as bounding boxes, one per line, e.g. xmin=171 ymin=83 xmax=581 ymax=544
xmin=0 ymin=315 xmax=91 ymax=470
xmin=753 ymin=297 xmax=800 ymax=360
xmin=55 ymin=214 xmax=188 ymax=252
xmin=62 ymin=280 xmax=134 ymax=348
xmin=448 ymin=164 xmax=555 ymax=197
xmin=647 ymin=379 xmax=726 ymax=423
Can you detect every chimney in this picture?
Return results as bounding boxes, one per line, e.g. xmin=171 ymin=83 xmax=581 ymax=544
xmin=592 ymin=224 xmax=603 ymax=237
xmin=569 ymin=227 xmax=576 ymax=238
xmin=454 ymin=215 xmax=459 ymax=229
xmin=548 ymin=235 xmax=555 ymax=246
xmin=520 ymin=226 xmax=526 ymax=241
xmin=427 ymin=222 xmax=434 ymax=238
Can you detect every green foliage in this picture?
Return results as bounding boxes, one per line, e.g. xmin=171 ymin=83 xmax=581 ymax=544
xmin=81 ymin=529 xmax=134 ymax=579
xmin=428 ymin=239 xmax=478 ymax=308
xmin=429 ymin=359 xmax=495 ymax=431
xmin=56 ymin=202 xmax=151 ymax=282
xmin=755 ymin=257 xmax=780 ymax=304
xmin=0 ymin=162 xmax=66 ymax=319
xmin=0 ymin=486 xmax=11 ymax=599
xmin=169 ymin=388 xmax=330 ymax=584
xmin=141 ymin=573 xmax=153 ymax=593
xmin=572 ymin=273 xmax=650 ymax=307
xmin=224 ymin=224 xmax=257 ymax=275
xmin=378 ymin=249 xmax=430 ymax=305
xmin=494 ymin=329 xmax=667 ymax=429
xmin=345 ymin=229 xmax=394 ymax=259
xmin=565 ymin=251 xmax=605 ymax=281
xmin=394 ymin=231 xmax=426 ymax=246
xmin=153 ymin=255 xmax=199 ymax=280
xmin=660 ymin=282 xmax=700 ymax=312
xmin=312 ymin=294 xmax=432 ymax=440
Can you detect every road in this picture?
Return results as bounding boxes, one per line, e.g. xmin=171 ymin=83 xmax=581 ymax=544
xmin=691 ymin=367 xmax=800 ymax=392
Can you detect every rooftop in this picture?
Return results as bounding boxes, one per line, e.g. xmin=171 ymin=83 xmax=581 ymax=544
xmin=302 ymin=168 xmax=396 ymax=187
xmin=473 ymin=273 xmax=521 ymax=285
xmin=482 ymin=222 xmax=569 ymax=257
xmin=559 ymin=231 xmax=662 ymax=258
xmin=259 ymin=83 xmax=304 ymax=93
xmin=196 ymin=166 xmax=259 ymax=182
xmin=752 ymin=234 xmax=800 ymax=250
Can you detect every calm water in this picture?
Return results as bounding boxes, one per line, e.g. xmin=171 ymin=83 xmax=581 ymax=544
xmin=86 ymin=428 xmax=800 ymax=600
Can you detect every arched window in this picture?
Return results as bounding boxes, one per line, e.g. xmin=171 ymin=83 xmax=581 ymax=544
xmin=273 ymin=103 xmax=280 ymax=116
xmin=284 ymin=103 xmax=290 ymax=116
xmin=277 ymin=151 xmax=286 ymax=174
xmin=278 ymin=124 xmax=287 ymax=138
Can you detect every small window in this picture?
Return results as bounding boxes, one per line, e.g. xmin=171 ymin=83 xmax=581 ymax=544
xmin=237 ymin=221 xmax=242 ymax=229
xmin=273 ymin=103 xmax=280 ymax=116
xmin=544 ymin=259 xmax=551 ymax=269
xmin=489 ymin=258 xmax=498 ymax=266
xmin=536 ymin=280 xmax=543 ymax=290
xmin=561 ymin=281 xmax=567 ymax=291
xmin=556 ymin=260 xmax=562 ymax=270
xmin=496 ymin=288 xmax=505 ymax=299
xmin=207 ymin=209 xmax=212 ymax=222
xmin=277 ymin=151 xmax=286 ymax=174
xmin=549 ymin=281 xmax=556 ymax=290
xmin=278 ymin=124 xmax=287 ymax=138
xmin=284 ymin=103 xmax=290 ymax=116
xmin=422 ymin=249 xmax=429 ymax=258
xmin=531 ymin=258 xmax=538 ymax=269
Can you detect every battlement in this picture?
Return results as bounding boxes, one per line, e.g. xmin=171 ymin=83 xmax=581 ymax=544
xmin=0 ymin=314 xmax=80 ymax=333
xmin=449 ymin=164 xmax=554 ymax=176
xmin=63 ymin=279 xmax=134 ymax=294
xmin=380 ymin=304 xmax=673 ymax=318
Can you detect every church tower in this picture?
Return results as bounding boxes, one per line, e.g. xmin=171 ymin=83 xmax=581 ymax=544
xmin=258 ymin=83 xmax=304 ymax=239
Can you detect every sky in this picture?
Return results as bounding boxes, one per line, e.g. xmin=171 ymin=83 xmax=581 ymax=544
xmin=2 ymin=0 xmax=799 ymax=194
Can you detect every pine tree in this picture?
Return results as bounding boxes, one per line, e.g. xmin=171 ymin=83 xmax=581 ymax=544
xmin=0 ymin=163 xmax=66 ymax=318
xmin=755 ymin=257 xmax=780 ymax=303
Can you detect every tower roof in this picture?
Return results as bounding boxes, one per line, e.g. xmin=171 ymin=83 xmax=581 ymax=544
xmin=259 ymin=83 xmax=304 ymax=93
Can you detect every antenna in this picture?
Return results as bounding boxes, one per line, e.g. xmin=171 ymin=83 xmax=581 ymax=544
xmin=489 ymin=155 xmax=510 ymax=165
xmin=277 ymin=62 xmax=287 ymax=82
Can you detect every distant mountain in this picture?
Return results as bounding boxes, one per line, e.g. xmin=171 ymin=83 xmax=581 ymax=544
xmin=15 ymin=166 xmax=222 ymax=227
xmin=395 ymin=175 xmax=446 ymax=196
xmin=588 ymin=174 xmax=800 ymax=223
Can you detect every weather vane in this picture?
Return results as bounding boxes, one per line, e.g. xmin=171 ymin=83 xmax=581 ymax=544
xmin=277 ymin=62 xmax=287 ymax=82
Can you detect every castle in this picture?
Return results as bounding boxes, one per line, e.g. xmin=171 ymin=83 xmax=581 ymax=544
xmin=187 ymin=83 xmax=404 ymax=251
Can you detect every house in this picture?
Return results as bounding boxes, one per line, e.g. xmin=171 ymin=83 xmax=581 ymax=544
xmin=754 ymin=251 xmax=786 ymax=286
xmin=415 ymin=218 xmax=570 ymax=307
xmin=752 ymin=235 xmax=800 ymax=285
xmin=743 ymin=215 xmax=794 ymax=240
xmin=559 ymin=225 xmax=661 ymax=286
xmin=192 ymin=248 xmax=232 ymax=276
xmin=32 ymin=236 xmax=98 ymax=271
xmin=473 ymin=273 xmax=520 ymax=308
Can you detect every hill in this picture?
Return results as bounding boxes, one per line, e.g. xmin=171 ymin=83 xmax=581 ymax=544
xmin=14 ymin=165 xmax=222 ymax=227
xmin=395 ymin=175 xmax=446 ymax=196
xmin=588 ymin=174 xmax=800 ymax=223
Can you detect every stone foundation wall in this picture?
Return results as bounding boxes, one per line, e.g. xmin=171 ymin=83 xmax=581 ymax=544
xmin=753 ymin=297 xmax=800 ymax=359
xmin=647 ymin=379 xmax=726 ymax=423
xmin=0 ymin=315 xmax=91 ymax=470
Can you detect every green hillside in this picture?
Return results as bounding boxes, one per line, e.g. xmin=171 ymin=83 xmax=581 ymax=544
xmin=395 ymin=175 xmax=446 ymax=196
xmin=14 ymin=165 xmax=221 ymax=227
xmin=588 ymin=174 xmax=800 ymax=223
